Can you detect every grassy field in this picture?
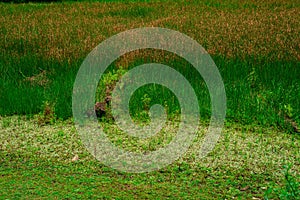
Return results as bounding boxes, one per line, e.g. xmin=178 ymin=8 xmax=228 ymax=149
xmin=1 ymin=0 xmax=299 ymax=125
xmin=1 ymin=116 xmax=299 ymax=199
xmin=0 ymin=0 xmax=300 ymax=199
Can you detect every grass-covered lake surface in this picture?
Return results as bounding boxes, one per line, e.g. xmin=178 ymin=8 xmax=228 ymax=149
xmin=0 ymin=0 xmax=299 ymax=199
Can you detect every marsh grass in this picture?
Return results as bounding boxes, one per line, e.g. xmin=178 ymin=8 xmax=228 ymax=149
xmin=0 ymin=1 xmax=299 ymax=198
xmin=1 ymin=0 xmax=299 ymax=129
xmin=0 ymin=0 xmax=300 ymax=195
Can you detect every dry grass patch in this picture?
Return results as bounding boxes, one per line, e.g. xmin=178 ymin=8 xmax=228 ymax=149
xmin=1 ymin=1 xmax=299 ymax=62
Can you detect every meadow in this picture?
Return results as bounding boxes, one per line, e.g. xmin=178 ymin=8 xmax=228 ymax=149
xmin=0 ymin=0 xmax=299 ymax=199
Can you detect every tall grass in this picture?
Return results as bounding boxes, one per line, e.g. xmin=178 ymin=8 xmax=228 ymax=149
xmin=0 ymin=53 xmax=79 ymax=119
xmin=0 ymin=0 xmax=299 ymax=129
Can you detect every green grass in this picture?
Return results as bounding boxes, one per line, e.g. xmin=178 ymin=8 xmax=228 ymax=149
xmin=1 ymin=51 xmax=299 ymax=130
xmin=0 ymin=0 xmax=300 ymax=199
xmin=0 ymin=116 xmax=299 ymax=199
xmin=1 ymin=0 xmax=299 ymax=128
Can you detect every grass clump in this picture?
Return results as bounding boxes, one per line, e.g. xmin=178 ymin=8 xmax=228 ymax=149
xmin=264 ymin=165 xmax=300 ymax=200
